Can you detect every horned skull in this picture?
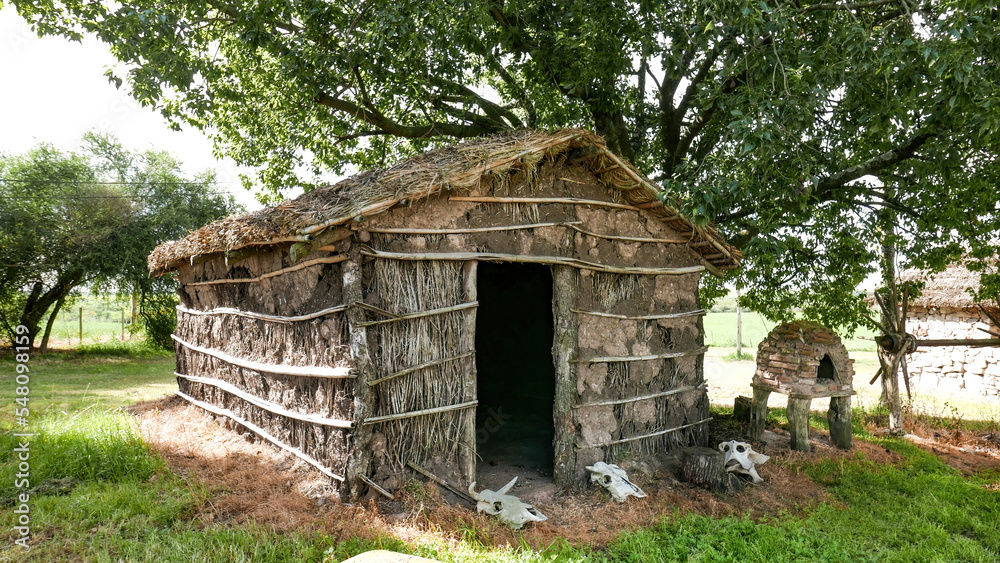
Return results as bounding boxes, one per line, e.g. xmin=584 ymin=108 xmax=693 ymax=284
xmin=468 ymin=477 xmax=547 ymax=529
xmin=585 ymin=461 xmax=647 ymax=503
xmin=718 ymin=440 xmax=769 ymax=483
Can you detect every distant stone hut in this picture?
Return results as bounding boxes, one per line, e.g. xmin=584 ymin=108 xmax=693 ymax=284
xmin=148 ymin=129 xmax=740 ymax=498
xmin=901 ymin=265 xmax=1000 ymax=396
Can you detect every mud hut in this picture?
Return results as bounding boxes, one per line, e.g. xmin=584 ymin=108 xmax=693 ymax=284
xmin=900 ymin=265 xmax=1000 ymax=396
xmin=148 ymin=129 xmax=741 ymax=498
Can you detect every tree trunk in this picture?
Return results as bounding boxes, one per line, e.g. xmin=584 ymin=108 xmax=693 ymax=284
xmin=681 ymin=447 xmax=741 ymax=493
xmin=39 ymin=294 xmax=67 ymax=353
xmin=878 ymin=196 xmax=903 ymax=433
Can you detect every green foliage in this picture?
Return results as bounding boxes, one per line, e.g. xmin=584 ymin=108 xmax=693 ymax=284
xmin=0 ymin=134 xmax=239 ymax=349
xmin=138 ymin=292 xmax=180 ymax=350
xmin=13 ymin=0 xmax=1000 ymax=331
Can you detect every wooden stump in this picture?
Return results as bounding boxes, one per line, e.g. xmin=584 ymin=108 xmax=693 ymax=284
xmin=827 ymin=395 xmax=853 ymax=450
xmin=681 ymin=447 xmax=740 ymax=493
xmin=786 ymin=397 xmax=812 ymax=452
xmin=748 ymin=387 xmax=771 ymax=441
xmin=733 ymin=395 xmax=752 ymax=423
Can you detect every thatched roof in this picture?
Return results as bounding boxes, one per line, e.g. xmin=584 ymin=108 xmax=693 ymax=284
xmin=901 ymin=264 xmax=985 ymax=309
xmin=149 ymin=128 xmax=741 ymax=276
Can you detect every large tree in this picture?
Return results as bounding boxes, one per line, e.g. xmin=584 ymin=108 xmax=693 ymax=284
xmin=0 ymin=134 xmax=239 ymax=350
xmin=13 ymin=0 xmax=1000 ymax=330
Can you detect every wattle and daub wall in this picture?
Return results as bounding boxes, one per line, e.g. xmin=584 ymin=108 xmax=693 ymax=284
xmin=172 ymin=159 xmax=710 ymax=496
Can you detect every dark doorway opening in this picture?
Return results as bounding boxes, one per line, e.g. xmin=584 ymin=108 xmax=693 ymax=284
xmin=817 ymin=354 xmax=837 ymax=382
xmin=475 ymin=262 xmax=555 ymax=477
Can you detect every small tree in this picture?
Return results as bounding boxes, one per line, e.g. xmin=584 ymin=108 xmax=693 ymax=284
xmin=0 ymin=134 xmax=239 ymax=350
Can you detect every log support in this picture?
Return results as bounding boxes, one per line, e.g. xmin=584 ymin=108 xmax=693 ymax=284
xmin=786 ymin=397 xmax=812 ymax=452
xmin=552 ymin=265 xmax=579 ymax=487
xmin=748 ymin=387 xmax=771 ymax=441
xmin=343 ymin=252 xmax=374 ymax=500
xmin=459 ymin=260 xmax=478 ymax=485
xmin=827 ymin=395 xmax=853 ymax=450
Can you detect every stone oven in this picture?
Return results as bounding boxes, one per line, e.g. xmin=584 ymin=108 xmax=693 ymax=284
xmin=749 ymin=320 xmax=855 ymax=451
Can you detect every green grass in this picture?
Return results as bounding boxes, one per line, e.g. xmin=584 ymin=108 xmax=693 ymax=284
xmin=0 ymin=345 xmax=175 ymax=419
xmin=1 ymin=349 xmax=998 ymax=561
xmin=704 ymin=312 xmax=877 ymax=352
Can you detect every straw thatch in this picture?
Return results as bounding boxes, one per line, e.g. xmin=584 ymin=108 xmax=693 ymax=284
xmin=149 ymin=129 xmax=739 ymax=277
xmin=901 ymin=264 xmax=986 ymax=309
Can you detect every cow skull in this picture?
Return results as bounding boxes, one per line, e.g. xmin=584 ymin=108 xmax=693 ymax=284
xmin=585 ymin=461 xmax=647 ymax=503
xmin=718 ymin=440 xmax=769 ymax=483
xmin=468 ymin=477 xmax=547 ymax=529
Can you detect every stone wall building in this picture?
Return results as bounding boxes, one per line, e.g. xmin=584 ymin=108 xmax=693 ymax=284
xmin=902 ymin=265 xmax=1000 ymax=396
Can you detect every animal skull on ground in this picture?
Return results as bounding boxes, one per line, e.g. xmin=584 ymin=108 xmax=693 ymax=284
xmin=718 ymin=440 xmax=769 ymax=483
xmin=585 ymin=461 xmax=647 ymax=502
xmin=468 ymin=477 xmax=547 ymax=529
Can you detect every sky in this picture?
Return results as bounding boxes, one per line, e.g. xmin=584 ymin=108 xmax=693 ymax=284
xmin=0 ymin=6 xmax=268 ymax=211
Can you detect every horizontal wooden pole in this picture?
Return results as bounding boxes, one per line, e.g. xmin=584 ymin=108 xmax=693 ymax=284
xmin=571 ymin=308 xmax=706 ymax=321
xmin=357 ymin=301 xmax=478 ymax=328
xmin=172 ymin=335 xmax=355 ymax=379
xmin=368 ymin=351 xmax=475 ymax=387
xmin=563 ymin=223 xmax=687 ymax=244
xmin=362 ymin=400 xmax=478 ymax=425
xmin=358 ymin=474 xmax=395 ymax=500
xmin=361 ymin=248 xmax=705 ymax=276
xmin=574 ymin=383 xmax=707 ymax=409
xmin=176 ymin=372 xmax=353 ymax=429
xmin=579 ymin=417 xmax=713 ymax=448
xmin=186 ymin=255 xmax=348 ymax=287
xmin=575 ymin=346 xmax=709 ymax=364
xmin=174 ymin=390 xmax=345 ymax=481
xmin=916 ymin=338 xmax=1000 ymax=348
xmin=176 ymin=303 xmax=347 ymax=323
xmin=367 ymin=221 xmax=579 ymax=235
xmin=449 ymin=196 xmax=641 ymax=211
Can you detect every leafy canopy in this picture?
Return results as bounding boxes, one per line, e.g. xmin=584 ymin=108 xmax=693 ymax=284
xmin=0 ymin=134 xmax=239 ymax=348
xmin=13 ymin=0 xmax=1000 ymax=330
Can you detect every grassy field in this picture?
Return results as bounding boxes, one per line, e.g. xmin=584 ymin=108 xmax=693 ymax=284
xmin=2 ymin=343 xmax=999 ymax=561
xmin=703 ymin=311 xmax=878 ymax=352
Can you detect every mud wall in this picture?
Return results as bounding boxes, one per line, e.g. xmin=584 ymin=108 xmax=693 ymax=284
xmin=173 ymin=248 xmax=354 ymax=483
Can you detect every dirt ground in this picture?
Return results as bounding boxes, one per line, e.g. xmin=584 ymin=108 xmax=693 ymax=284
xmin=130 ymin=392 xmax=1000 ymax=551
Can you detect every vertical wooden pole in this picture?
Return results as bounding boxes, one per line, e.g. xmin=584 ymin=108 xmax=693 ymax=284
xmin=748 ymin=387 xmax=771 ymax=441
xmin=78 ymin=307 xmax=83 ymax=345
xmin=121 ymin=308 xmax=125 ymax=341
xmin=828 ymin=396 xmax=853 ymax=450
xmin=342 ymin=252 xmax=373 ymax=500
xmin=459 ymin=260 xmax=478 ymax=485
xmin=786 ymin=396 xmax=812 ymax=452
xmin=736 ymin=290 xmax=743 ymax=358
xmin=551 ymin=265 xmax=579 ymax=487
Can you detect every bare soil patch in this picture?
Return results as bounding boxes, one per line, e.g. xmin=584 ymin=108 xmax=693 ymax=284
xmin=128 ymin=396 xmax=996 ymax=550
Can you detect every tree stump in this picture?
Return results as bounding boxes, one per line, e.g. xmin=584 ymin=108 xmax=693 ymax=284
xmin=748 ymin=387 xmax=771 ymax=441
xmin=733 ymin=395 xmax=752 ymax=423
xmin=786 ymin=397 xmax=812 ymax=452
xmin=827 ymin=395 xmax=853 ymax=450
xmin=681 ymin=447 xmax=741 ymax=493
